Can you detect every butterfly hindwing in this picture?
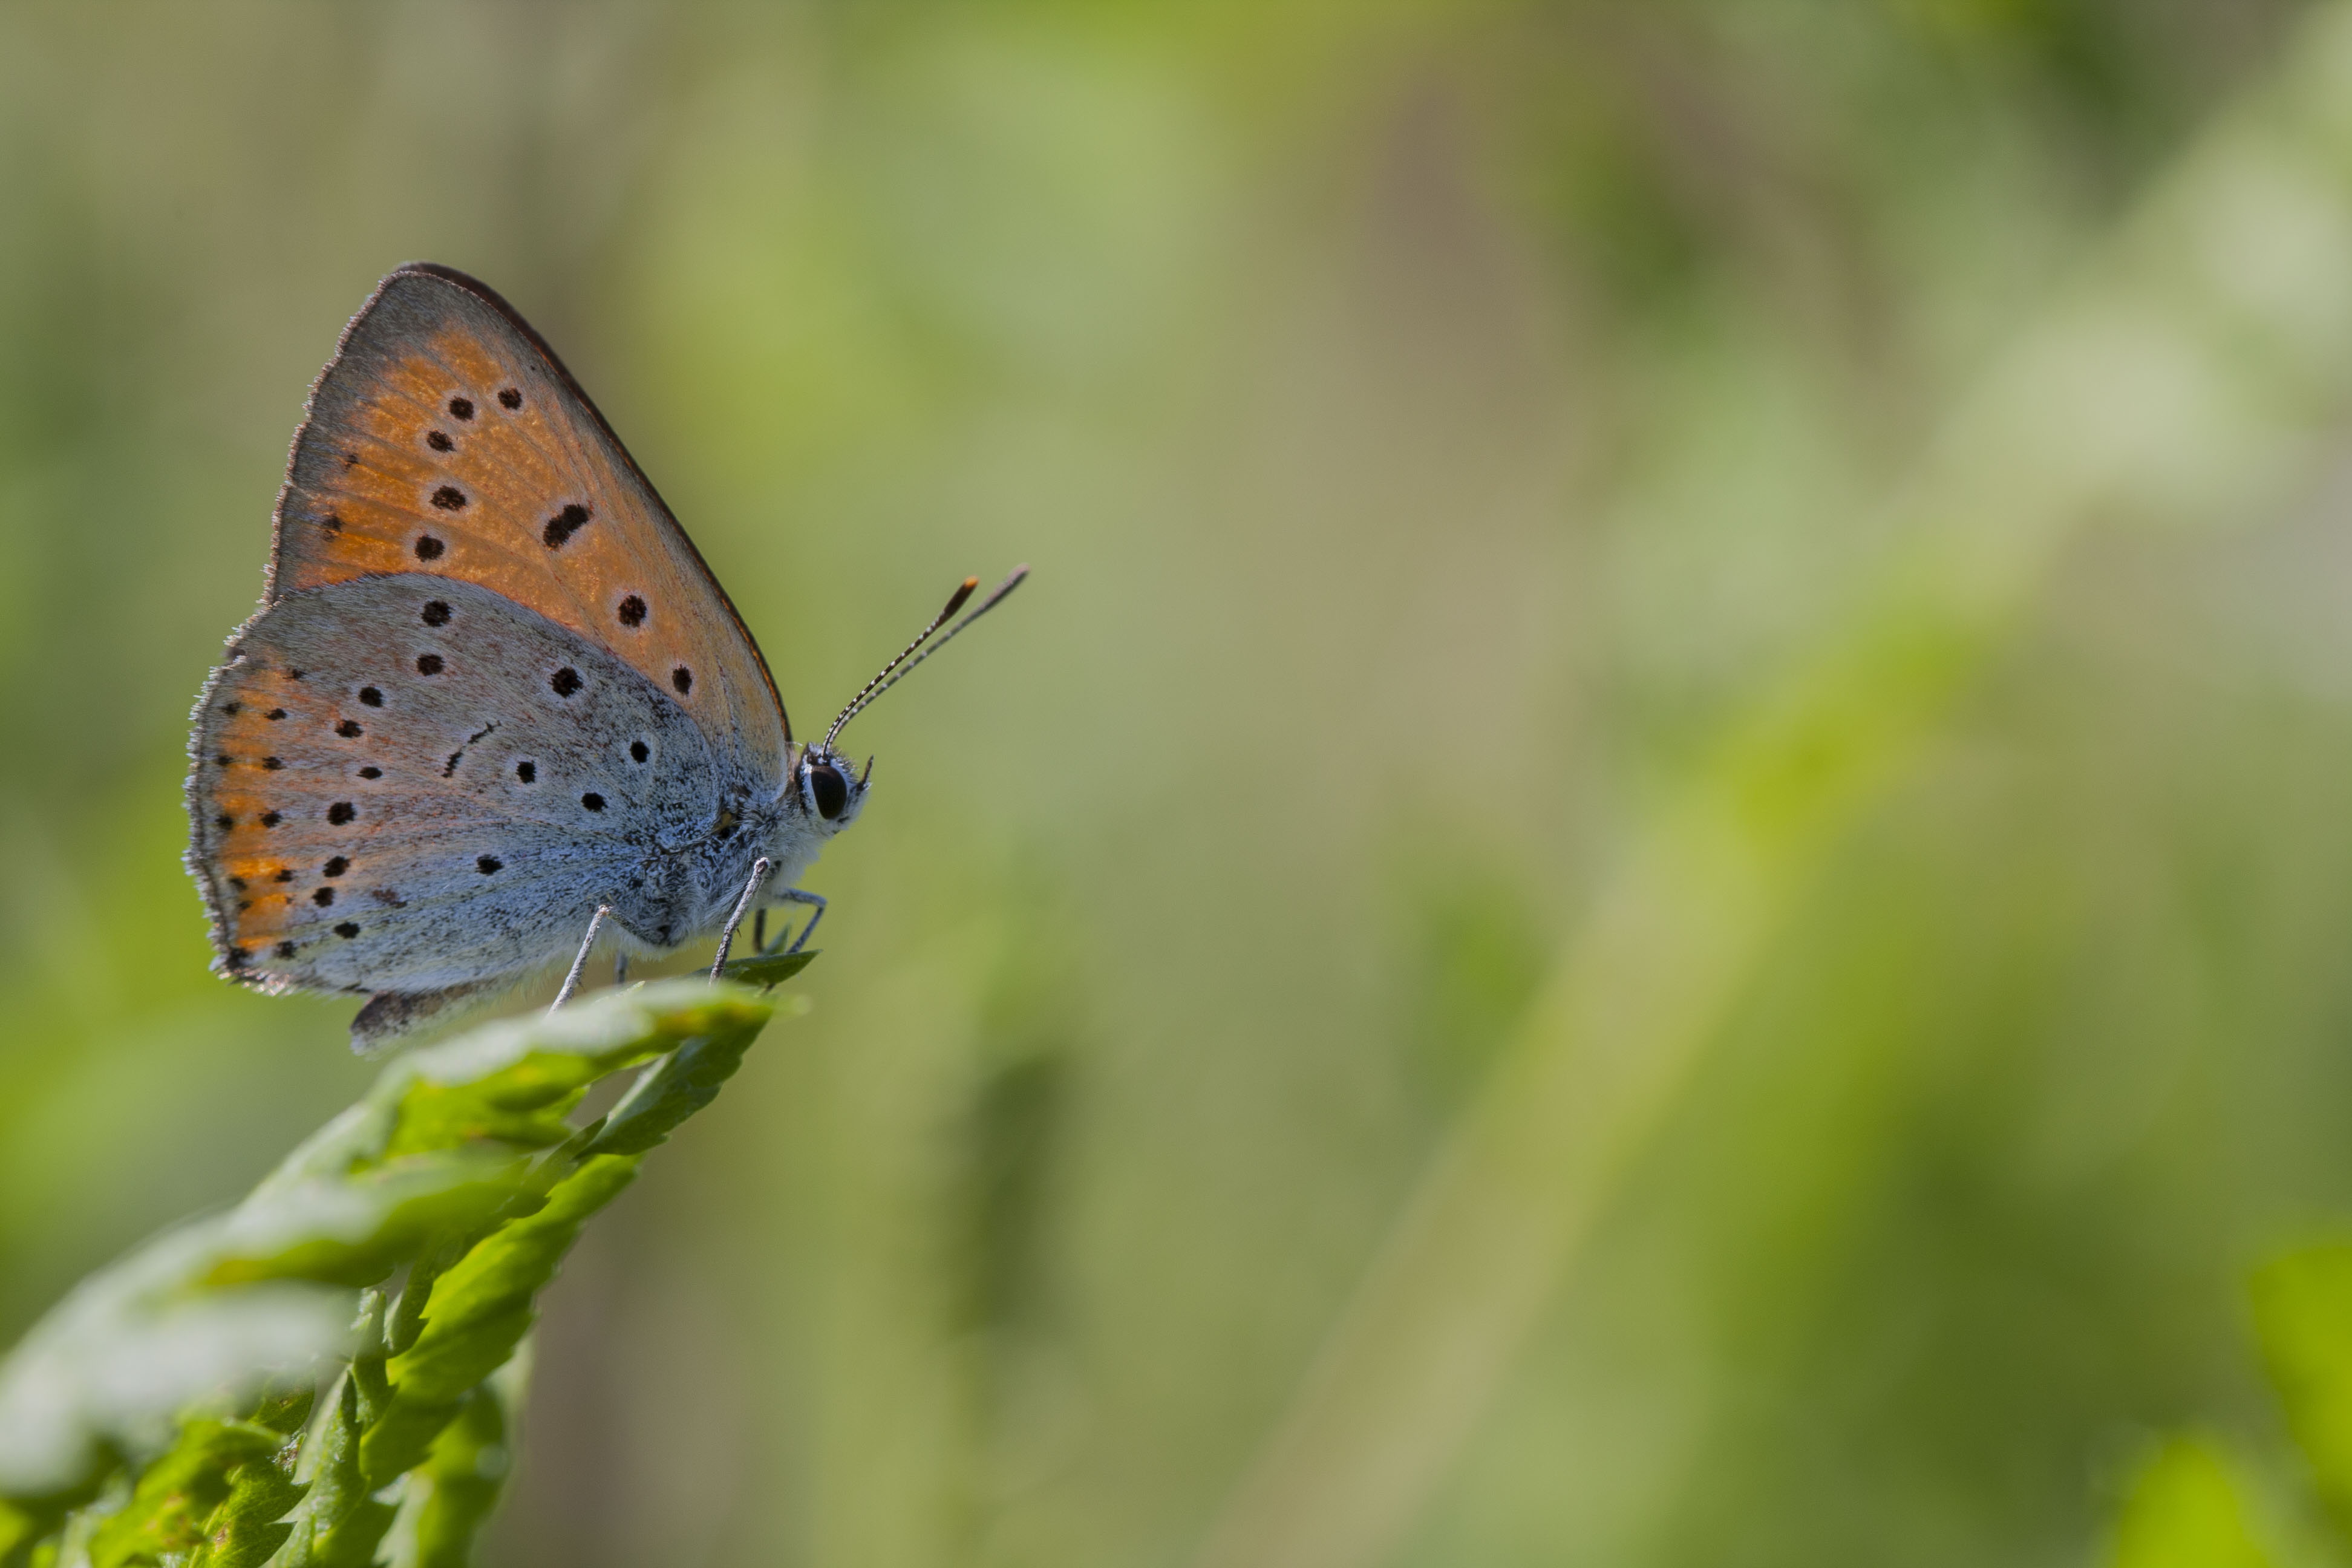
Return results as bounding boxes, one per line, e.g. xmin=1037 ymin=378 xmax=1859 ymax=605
xmin=186 ymin=575 xmax=766 ymax=995
xmin=269 ymin=263 xmax=789 ymax=786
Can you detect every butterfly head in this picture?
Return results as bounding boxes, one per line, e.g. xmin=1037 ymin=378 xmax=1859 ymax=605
xmin=789 ymin=743 xmax=871 ymax=835
xmin=785 ymin=566 xmax=1028 ymax=838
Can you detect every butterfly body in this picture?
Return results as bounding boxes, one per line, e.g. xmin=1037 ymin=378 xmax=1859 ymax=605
xmin=185 ymin=264 xmax=878 ymax=1048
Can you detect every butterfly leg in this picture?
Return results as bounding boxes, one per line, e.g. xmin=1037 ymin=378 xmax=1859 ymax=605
xmin=614 ymin=951 xmax=630 ymax=987
xmin=551 ymin=904 xmax=612 ymax=1013
xmin=761 ymin=887 xmax=826 ymax=956
xmin=710 ymin=857 xmax=775 ymax=981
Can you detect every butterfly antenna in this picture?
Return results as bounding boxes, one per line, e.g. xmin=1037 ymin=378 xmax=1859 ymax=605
xmin=824 ymin=566 xmax=1029 ymax=749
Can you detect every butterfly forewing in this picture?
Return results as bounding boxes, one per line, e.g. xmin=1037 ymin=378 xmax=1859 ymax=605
xmin=269 ymin=264 xmax=789 ymax=783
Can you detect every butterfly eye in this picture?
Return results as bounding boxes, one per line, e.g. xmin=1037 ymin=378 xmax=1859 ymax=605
xmin=809 ymin=760 xmax=849 ymax=821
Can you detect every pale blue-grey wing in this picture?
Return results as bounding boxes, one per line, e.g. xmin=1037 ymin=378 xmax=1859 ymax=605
xmin=186 ymin=575 xmax=768 ymax=996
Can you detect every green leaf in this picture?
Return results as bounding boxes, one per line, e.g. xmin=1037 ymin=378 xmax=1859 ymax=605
xmin=248 ymin=1106 xmax=396 ymax=1198
xmin=584 ymin=1017 xmax=771 ymax=1161
xmin=2109 ymin=1435 xmax=2276 ymax=1568
xmin=716 ymin=947 xmax=817 ymax=988
xmin=0 ymin=1504 xmax=35 ymax=1566
xmin=0 ymin=1492 xmax=79 ymax=1568
xmin=384 ymin=1157 xmax=634 ymax=1408
xmin=305 ymin=1497 xmax=399 ymax=1568
xmin=390 ymin=1389 xmax=509 ymax=1568
xmin=2252 ymin=1244 xmax=2352 ymax=1540
xmin=85 ymin=1420 xmax=276 ymax=1568
xmin=1 ymin=977 xmax=785 ymax=1556
xmin=370 ymin=982 xmax=772 ymax=1161
xmin=0 ymin=1256 xmax=351 ymax=1502
xmin=271 ymin=1374 xmax=394 ymax=1568
xmin=185 ymin=1427 xmax=305 ymax=1568
xmin=202 ymin=1154 xmax=527 ymax=1290
xmin=383 ymin=1240 xmax=466 ymax=1363
xmin=364 ymin=1157 xmax=635 ymax=1480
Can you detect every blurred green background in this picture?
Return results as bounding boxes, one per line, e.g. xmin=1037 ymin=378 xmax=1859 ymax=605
xmin=11 ymin=1 xmax=2352 ymax=1563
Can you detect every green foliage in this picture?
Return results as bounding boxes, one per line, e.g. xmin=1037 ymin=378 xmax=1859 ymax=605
xmin=2252 ymin=1246 xmax=2352 ymax=1540
xmin=2096 ymin=1245 xmax=2352 ymax=1566
xmin=86 ymin=1418 xmax=292 ymax=1568
xmin=396 ymin=1385 xmax=512 ymax=1568
xmin=2109 ymin=1437 xmax=2277 ymax=1568
xmin=0 ymin=978 xmax=785 ymax=1567
xmin=714 ymin=947 xmax=815 ymax=993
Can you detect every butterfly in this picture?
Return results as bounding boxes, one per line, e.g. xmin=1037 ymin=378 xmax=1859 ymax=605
xmin=184 ymin=263 xmax=1024 ymax=1050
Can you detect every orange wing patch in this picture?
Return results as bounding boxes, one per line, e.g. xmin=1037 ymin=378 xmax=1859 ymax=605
xmin=191 ymin=661 xmax=388 ymax=985
xmin=270 ymin=264 xmax=789 ymax=774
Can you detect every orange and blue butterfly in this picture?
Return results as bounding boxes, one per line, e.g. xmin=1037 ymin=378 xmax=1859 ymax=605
xmin=184 ymin=263 xmax=1023 ymax=1050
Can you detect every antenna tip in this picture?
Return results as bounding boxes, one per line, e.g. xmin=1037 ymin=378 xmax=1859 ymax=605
xmin=983 ymin=564 xmax=1031 ymax=606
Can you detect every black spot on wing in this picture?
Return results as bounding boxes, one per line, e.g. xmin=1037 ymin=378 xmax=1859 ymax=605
xmin=542 ymin=503 xmax=590 ymax=549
